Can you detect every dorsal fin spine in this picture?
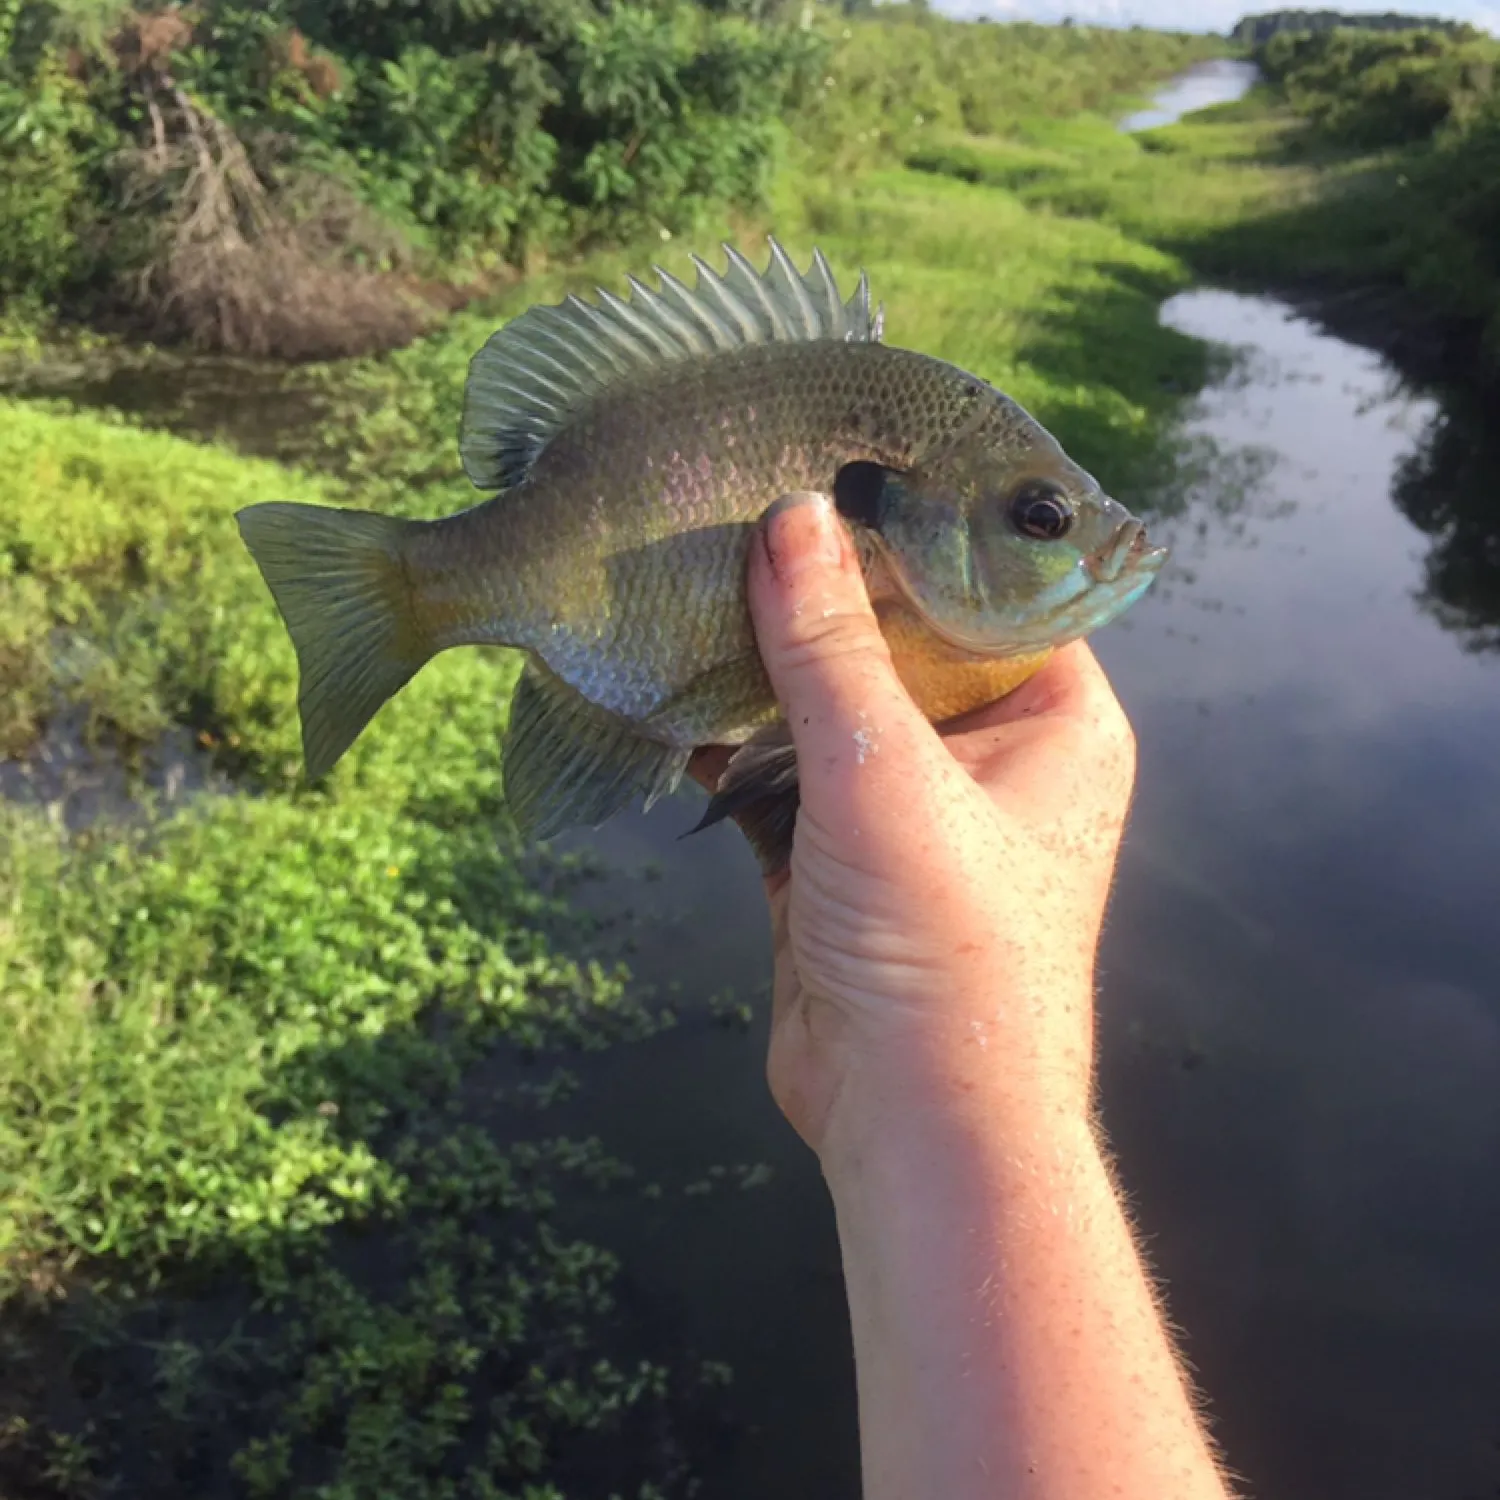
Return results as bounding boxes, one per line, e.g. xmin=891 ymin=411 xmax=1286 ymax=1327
xmin=507 ymin=358 xmax=576 ymax=404
xmin=515 ymin=338 xmax=589 ymax=383
xmin=809 ymin=250 xmax=845 ymax=337
xmin=657 ymin=268 xmax=737 ymax=348
xmin=625 ymin=276 xmax=708 ymax=353
xmin=459 ymin=237 xmax=882 ymax=493
xmin=691 ymin=256 xmax=761 ymax=341
xmin=723 ymin=247 xmax=790 ymax=339
xmin=594 ymin=287 xmax=677 ymax=359
xmin=769 ymin=241 xmax=819 ymax=336
xmin=565 ymin=297 xmax=653 ymax=369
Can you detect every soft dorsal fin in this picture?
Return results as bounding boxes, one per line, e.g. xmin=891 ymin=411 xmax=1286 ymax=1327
xmin=459 ymin=238 xmax=885 ymax=493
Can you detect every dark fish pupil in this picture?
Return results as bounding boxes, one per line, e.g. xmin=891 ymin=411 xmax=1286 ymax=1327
xmin=1010 ymin=481 xmax=1074 ymax=541
xmin=833 ymin=461 xmax=891 ymax=529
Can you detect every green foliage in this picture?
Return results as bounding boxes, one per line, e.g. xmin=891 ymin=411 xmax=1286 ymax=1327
xmin=1232 ymin=8 xmax=1481 ymax=48
xmin=0 ymin=399 xmax=333 ymax=759
xmin=0 ymin=22 xmax=119 ymax=299
xmin=1 ymin=0 xmax=826 ymax=298
xmin=1214 ymin=25 xmax=1500 ymax=375
xmin=0 ymin=781 xmax=685 ymax=1491
xmin=0 ymin=0 xmax=1218 ymax=328
xmin=0 ymin=389 xmax=727 ymax=1495
xmin=1260 ymin=25 xmax=1499 ymax=146
xmin=795 ymin=9 xmax=1219 ymax=172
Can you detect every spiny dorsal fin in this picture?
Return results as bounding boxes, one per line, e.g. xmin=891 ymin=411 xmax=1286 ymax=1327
xmin=460 ymin=238 xmax=884 ymax=493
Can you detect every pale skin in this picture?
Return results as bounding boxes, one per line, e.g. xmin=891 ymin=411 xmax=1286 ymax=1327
xmin=689 ymin=492 xmax=1236 ymax=1500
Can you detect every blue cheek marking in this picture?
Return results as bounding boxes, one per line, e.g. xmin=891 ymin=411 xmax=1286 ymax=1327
xmin=999 ymin=557 xmax=1093 ymax=627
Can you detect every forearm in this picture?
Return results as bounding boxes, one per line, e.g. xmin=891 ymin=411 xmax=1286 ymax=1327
xmin=824 ymin=1074 xmax=1233 ymax=1500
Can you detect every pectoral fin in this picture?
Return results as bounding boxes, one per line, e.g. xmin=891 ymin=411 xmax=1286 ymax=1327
xmin=503 ymin=663 xmax=689 ymax=840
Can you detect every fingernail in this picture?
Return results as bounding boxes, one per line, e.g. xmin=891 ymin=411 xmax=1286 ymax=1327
xmin=761 ymin=492 xmax=844 ymax=584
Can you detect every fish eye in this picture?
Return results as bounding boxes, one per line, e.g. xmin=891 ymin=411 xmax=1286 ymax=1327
xmin=1008 ymin=480 xmax=1074 ymax=541
xmin=833 ymin=461 xmax=893 ymax=529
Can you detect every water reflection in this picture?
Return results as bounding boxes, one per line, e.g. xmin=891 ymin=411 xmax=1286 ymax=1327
xmin=1095 ymin=290 xmax=1500 ymax=1500
xmin=550 ymin=288 xmax=1500 ymax=1500
xmin=1392 ymin=394 xmax=1500 ymax=652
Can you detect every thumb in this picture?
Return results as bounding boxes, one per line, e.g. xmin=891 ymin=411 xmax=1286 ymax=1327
xmin=748 ymin=492 xmax=942 ymax=821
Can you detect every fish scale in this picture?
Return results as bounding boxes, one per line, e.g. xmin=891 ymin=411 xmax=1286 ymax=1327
xmin=477 ymin=341 xmax=995 ymax=729
xmin=236 ymin=239 xmax=1167 ymax=871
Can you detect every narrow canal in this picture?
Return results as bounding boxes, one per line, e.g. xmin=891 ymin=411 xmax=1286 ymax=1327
xmin=547 ymin=285 xmax=1500 ymax=1500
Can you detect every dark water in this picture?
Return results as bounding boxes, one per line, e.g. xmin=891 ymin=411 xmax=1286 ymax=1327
xmin=0 ymin=343 xmax=333 ymax=462
xmin=0 ymin=712 xmax=228 ymax=831
xmin=548 ymin=290 xmax=1500 ymax=1500
xmin=1120 ymin=57 xmax=1259 ymax=131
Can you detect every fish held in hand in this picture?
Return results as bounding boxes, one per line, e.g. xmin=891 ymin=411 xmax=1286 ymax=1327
xmin=236 ymin=239 xmax=1167 ymax=872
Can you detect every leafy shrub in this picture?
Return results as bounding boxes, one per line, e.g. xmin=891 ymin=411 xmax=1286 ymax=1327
xmin=1260 ymin=25 xmax=1498 ymax=147
xmin=0 ymin=23 xmax=120 ymax=299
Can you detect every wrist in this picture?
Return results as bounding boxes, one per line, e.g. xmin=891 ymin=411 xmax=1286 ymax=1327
xmin=815 ymin=1040 xmax=1100 ymax=1207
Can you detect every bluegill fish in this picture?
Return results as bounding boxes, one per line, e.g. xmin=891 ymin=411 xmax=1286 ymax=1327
xmin=237 ymin=239 xmax=1166 ymax=870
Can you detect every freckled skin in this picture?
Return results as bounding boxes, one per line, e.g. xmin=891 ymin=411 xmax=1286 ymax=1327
xmin=399 ymin=338 xmax=1142 ymax=748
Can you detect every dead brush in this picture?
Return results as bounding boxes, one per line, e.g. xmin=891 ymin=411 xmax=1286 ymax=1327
xmin=118 ymin=83 xmax=431 ymax=360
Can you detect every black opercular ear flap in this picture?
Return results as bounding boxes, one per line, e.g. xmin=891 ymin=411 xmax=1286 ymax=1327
xmin=833 ymin=461 xmax=896 ymax=529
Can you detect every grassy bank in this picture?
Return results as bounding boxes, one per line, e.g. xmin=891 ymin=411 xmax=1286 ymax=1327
xmin=908 ymin=71 xmax=1500 ymax=393
xmin=1247 ymin=26 xmax=1500 ymax=384
xmin=0 ymin=16 xmax=1236 ymax=1495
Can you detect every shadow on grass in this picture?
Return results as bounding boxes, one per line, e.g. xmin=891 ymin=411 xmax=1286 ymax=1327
xmin=1173 ymin=172 xmax=1495 ymax=390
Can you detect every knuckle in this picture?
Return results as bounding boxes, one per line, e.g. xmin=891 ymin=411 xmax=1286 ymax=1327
xmin=774 ymin=605 xmax=890 ymax=676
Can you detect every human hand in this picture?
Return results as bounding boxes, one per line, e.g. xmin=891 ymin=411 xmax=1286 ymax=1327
xmin=691 ymin=492 xmax=1138 ymax=1162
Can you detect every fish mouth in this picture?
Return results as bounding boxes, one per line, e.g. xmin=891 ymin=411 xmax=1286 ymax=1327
xmin=1088 ymin=519 xmax=1169 ymax=583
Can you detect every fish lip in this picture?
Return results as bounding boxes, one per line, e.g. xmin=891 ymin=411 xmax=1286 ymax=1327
xmin=1088 ymin=519 xmax=1168 ymax=583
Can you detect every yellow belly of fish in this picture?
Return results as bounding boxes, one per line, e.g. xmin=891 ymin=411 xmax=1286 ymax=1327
xmin=877 ymin=603 xmax=1052 ymax=724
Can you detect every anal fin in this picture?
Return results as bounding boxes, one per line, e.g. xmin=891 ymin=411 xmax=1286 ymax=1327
xmin=687 ymin=727 xmax=801 ymax=875
xmin=504 ymin=663 xmax=688 ymax=841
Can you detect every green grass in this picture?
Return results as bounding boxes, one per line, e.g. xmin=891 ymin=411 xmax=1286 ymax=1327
xmin=0 ymin=397 xmax=715 ymax=1493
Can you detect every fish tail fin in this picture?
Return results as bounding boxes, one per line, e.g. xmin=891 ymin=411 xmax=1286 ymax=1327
xmin=236 ymin=501 xmax=431 ymax=781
